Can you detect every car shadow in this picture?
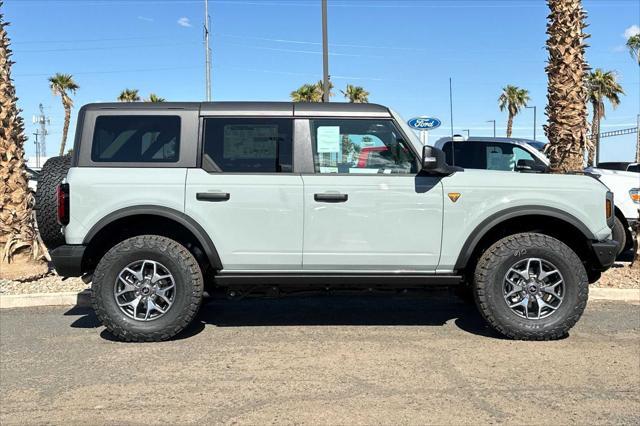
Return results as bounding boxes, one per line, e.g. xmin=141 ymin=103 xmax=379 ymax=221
xmin=65 ymin=291 xmax=508 ymax=342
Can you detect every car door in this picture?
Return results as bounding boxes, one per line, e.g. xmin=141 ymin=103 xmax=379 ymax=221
xmin=185 ymin=116 xmax=303 ymax=270
xmin=301 ymin=118 xmax=443 ymax=271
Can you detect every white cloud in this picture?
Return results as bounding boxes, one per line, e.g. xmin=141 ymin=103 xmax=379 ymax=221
xmin=177 ymin=17 xmax=192 ymax=28
xmin=137 ymin=16 xmax=154 ymax=22
xmin=623 ymin=24 xmax=639 ymax=39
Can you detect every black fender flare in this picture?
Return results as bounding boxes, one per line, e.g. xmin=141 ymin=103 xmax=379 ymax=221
xmin=83 ymin=205 xmax=223 ymax=270
xmin=453 ymin=206 xmax=597 ymax=271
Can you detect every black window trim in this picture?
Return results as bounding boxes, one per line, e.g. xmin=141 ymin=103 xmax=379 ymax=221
xmin=199 ymin=116 xmax=296 ymax=175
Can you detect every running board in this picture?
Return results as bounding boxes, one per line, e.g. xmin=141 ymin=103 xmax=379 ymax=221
xmin=214 ymin=273 xmax=463 ymax=287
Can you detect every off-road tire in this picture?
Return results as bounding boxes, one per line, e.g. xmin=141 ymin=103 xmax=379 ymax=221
xmin=611 ymin=216 xmax=627 ymax=256
xmin=92 ymin=235 xmax=204 ymax=342
xmin=35 ymin=155 xmax=71 ymax=249
xmin=474 ymin=233 xmax=588 ymax=341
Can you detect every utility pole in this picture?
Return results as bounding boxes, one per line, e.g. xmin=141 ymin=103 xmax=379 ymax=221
xmin=487 ymin=120 xmax=496 ymax=138
xmin=204 ymin=0 xmax=212 ymax=101
xmin=32 ymin=103 xmax=49 ymax=159
xmin=526 ymin=105 xmax=537 ymax=141
xmin=32 ymin=132 xmax=40 ymax=168
xmin=321 ymin=0 xmax=330 ymax=102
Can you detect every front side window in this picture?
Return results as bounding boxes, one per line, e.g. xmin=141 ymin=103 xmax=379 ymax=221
xmin=202 ymin=118 xmax=293 ymax=173
xmin=91 ymin=115 xmax=180 ymax=162
xmin=310 ymin=119 xmax=418 ymax=174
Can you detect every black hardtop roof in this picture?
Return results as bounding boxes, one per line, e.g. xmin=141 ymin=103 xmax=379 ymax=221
xmin=80 ymin=101 xmax=391 ymax=117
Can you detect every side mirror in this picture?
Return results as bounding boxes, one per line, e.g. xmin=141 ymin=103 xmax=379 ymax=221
xmin=515 ymin=159 xmax=547 ymax=173
xmin=421 ymin=145 xmax=459 ymax=175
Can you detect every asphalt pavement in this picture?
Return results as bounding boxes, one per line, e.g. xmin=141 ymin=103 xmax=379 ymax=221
xmin=1 ymin=294 xmax=639 ymax=425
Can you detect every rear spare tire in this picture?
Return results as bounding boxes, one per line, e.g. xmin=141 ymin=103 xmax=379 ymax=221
xmin=35 ymin=155 xmax=71 ymax=249
xmin=474 ymin=232 xmax=588 ymax=341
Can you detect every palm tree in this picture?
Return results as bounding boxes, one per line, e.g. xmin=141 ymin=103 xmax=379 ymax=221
xmin=1 ymin=5 xmax=45 ymax=266
xmin=543 ymin=0 xmax=590 ymax=173
xmin=290 ymin=84 xmax=322 ymax=102
xmin=315 ymin=80 xmax=334 ymax=101
xmin=145 ymin=93 xmax=165 ymax=102
xmin=341 ymin=84 xmax=369 ymax=103
xmin=498 ymin=85 xmax=530 ymax=138
xmin=626 ymin=34 xmax=640 ymax=66
xmin=586 ymin=69 xmax=624 ymax=166
xmin=48 ymin=73 xmax=79 ymax=156
xmin=118 ymin=89 xmax=140 ymax=102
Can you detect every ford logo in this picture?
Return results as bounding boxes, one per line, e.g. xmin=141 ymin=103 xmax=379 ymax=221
xmin=407 ymin=117 xmax=442 ymax=130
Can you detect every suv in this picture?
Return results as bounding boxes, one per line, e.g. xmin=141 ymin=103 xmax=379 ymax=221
xmin=434 ymin=137 xmax=639 ymax=256
xmin=43 ymin=102 xmax=617 ymax=342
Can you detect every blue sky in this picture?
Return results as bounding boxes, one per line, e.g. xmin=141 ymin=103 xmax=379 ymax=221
xmin=4 ymin=0 xmax=639 ymax=162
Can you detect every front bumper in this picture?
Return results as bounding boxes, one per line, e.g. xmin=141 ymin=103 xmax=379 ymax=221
xmin=589 ymin=240 xmax=619 ymax=271
xmin=50 ymin=245 xmax=85 ymax=277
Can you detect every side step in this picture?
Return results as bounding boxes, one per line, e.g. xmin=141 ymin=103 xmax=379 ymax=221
xmin=214 ymin=273 xmax=463 ymax=288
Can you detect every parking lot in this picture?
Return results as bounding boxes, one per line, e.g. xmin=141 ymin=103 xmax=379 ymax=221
xmin=1 ymin=294 xmax=638 ymax=425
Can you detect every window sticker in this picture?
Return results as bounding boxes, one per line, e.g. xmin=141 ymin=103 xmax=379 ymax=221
xmin=317 ymin=126 xmax=340 ymax=153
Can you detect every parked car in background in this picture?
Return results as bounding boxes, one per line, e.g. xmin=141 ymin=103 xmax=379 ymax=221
xmin=434 ymin=136 xmax=638 ymax=256
xmin=596 ymin=162 xmax=640 ymax=173
xmin=25 ymin=166 xmax=40 ymax=192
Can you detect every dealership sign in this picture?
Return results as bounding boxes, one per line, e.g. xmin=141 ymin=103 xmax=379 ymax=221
xmin=407 ymin=117 xmax=442 ymax=131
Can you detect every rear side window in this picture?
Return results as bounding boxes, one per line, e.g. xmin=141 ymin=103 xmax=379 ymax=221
xmin=202 ymin=118 xmax=293 ymax=173
xmin=91 ymin=116 xmax=180 ymax=162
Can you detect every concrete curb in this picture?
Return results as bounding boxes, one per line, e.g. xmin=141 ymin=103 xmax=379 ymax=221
xmin=0 ymin=290 xmax=91 ymax=309
xmin=590 ymin=288 xmax=640 ymax=303
xmin=0 ymin=287 xmax=638 ymax=309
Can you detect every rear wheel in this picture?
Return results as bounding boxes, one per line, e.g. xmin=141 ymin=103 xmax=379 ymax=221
xmin=35 ymin=155 xmax=71 ymax=249
xmin=474 ymin=233 xmax=588 ymax=340
xmin=92 ymin=235 xmax=203 ymax=342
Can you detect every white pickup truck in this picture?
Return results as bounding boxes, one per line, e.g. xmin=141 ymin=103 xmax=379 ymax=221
xmin=434 ymin=136 xmax=639 ymax=256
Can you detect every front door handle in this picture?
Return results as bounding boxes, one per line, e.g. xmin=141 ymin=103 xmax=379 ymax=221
xmin=314 ymin=193 xmax=348 ymax=203
xmin=196 ymin=192 xmax=230 ymax=202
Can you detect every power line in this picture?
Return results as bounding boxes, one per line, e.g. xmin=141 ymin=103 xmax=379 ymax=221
xmin=14 ymin=65 xmax=202 ymax=78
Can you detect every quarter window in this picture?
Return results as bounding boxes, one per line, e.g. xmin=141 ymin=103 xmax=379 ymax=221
xmin=202 ymin=118 xmax=293 ymax=173
xmin=91 ymin=116 xmax=180 ymax=162
xmin=442 ymin=141 xmax=536 ymax=171
xmin=310 ymin=119 xmax=418 ymax=174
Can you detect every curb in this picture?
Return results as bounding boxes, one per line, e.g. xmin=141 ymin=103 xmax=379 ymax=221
xmin=0 ymin=290 xmax=91 ymax=309
xmin=589 ymin=287 xmax=640 ymax=303
xmin=0 ymin=288 xmax=638 ymax=309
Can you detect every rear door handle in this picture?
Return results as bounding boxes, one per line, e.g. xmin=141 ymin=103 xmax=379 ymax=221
xmin=314 ymin=193 xmax=348 ymax=203
xmin=196 ymin=192 xmax=230 ymax=202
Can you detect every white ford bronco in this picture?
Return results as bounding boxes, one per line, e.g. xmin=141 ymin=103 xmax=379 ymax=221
xmin=39 ymin=102 xmax=618 ymax=342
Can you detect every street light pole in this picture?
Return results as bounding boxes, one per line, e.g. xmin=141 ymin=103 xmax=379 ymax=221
xmin=486 ymin=120 xmax=496 ymax=138
xmin=321 ymin=0 xmax=330 ymax=102
xmin=204 ymin=0 xmax=212 ymax=101
xmin=526 ymin=105 xmax=537 ymax=141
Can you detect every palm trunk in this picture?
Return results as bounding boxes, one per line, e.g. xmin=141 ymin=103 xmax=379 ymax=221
xmin=543 ymin=0 xmax=589 ymax=173
xmin=59 ymin=101 xmax=71 ymax=156
xmin=588 ymin=105 xmax=600 ymax=167
xmin=506 ymin=113 xmax=514 ymax=138
xmin=1 ymin=9 xmax=44 ymax=265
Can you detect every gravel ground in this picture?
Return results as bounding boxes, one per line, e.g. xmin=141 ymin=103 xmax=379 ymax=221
xmin=0 ymin=260 xmax=637 ymax=295
xmin=0 ymin=274 xmax=87 ymax=295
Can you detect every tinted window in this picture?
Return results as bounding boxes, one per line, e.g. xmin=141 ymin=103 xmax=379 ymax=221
xmin=626 ymin=164 xmax=639 ymax=173
xmin=202 ymin=118 xmax=292 ymax=173
xmin=91 ymin=116 xmax=180 ymax=162
xmin=443 ymin=141 xmax=536 ymax=171
xmin=310 ymin=119 xmax=418 ymax=174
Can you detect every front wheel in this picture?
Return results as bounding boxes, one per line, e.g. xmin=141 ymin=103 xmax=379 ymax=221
xmin=474 ymin=233 xmax=588 ymax=340
xmin=92 ymin=235 xmax=203 ymax=342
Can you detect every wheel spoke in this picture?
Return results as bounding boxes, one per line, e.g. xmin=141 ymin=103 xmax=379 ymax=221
xmin=114 ymin=259 xmax=175 ymax=322
xmin=508 ymin=268 xmax=529 ymax=281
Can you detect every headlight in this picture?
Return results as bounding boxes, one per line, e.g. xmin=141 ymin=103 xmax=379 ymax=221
xmin=630 ymin=189 xmax=640 ymax=205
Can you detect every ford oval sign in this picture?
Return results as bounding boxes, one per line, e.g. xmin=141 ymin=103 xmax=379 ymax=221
xmin=407 ymin=117 xmax=441 ymax=131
